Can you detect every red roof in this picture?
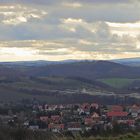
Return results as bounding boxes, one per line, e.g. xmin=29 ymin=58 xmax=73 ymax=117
xmin=111 ymin=105 xmax=123 ymax=112
xmin=51 ymin=115 xmax=61 ymax=123
xmin=40 ymin=116 xmax=49 ymax=122
xmin=131 ymin=105 xmax=140 ymax=111
xmin=91 ymin=103 xmax=99 ymax=109
xmin=48 ymin=124 xmax=64 ymax=129
xmin=107 ymin=111 xmax=128 ymax=117
xmin=82 ymin=103 xmax=90 ymax=109
xmin=85 ymin=118 xmax=93 ymax=125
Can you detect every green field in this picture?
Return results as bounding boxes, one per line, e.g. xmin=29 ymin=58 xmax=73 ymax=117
xmin=98 ymin=78 xmax=140 ymax=88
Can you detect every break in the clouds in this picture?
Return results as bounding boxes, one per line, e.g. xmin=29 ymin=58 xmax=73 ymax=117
xmin=0 ymin=0 xmax=139 ymax=61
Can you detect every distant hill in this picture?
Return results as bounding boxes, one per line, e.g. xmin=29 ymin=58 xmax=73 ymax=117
xmin=1 ymin=57 xmax=140 ymax=67
xmin=0 ymin=59 xmax=82 ymax=67
xmin=26 ymin=60 xmax=140 ymax=79
xmin=0 ymin=60 xmax=140 ymax=80
xmin=112 ymin=57 xmax=140 ymax=67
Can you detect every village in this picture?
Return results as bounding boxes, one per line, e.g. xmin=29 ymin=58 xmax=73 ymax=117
xmin=0 ymin=101 xmax=140 ymax=134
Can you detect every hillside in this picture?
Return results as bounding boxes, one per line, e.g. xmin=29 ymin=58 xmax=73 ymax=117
xmin=1 ymin=60 xmax=140 ymax=79
xmin=26 ymin=61 xmax=140 ymax=79
xmin=0 ymin=60 xmax=140 ymax=103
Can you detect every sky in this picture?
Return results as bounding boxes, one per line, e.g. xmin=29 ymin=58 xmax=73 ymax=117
xmin=0 ymin=0 xmax=140 ymax=61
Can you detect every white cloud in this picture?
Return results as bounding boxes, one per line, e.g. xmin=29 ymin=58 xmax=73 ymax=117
xmin=62 ymin=18 xmax=84 ymax=24
xmin=107 ymin=21 xmax=140 ymax=37
xmin=60 ymin=18 xmax=97 ymax=33
xmin=0 ymin=4 xmax=47 ymax=25
xmin=62 ymin=2 xmax=83 ymax=8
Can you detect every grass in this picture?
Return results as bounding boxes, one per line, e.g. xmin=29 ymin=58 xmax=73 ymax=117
xmin=98 ymin=78 xmax=140 ymax=88
xmin=60 ymin=133 xmax=140 ymax=140
xmin=0 ymin=128 xmax=139 ymax=140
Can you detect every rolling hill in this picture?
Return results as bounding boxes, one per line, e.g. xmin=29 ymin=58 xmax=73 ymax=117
xmin=112 ymin=57 xmax=140 ymax=67
xmin=26 ymin=60 xmax=140 ymax=79
xmin=0 ymin=60 xmax=140 ymax=103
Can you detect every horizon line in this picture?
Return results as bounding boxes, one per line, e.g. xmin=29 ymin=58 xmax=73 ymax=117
xmin=0 ymin=57 xmax=140 ymax=63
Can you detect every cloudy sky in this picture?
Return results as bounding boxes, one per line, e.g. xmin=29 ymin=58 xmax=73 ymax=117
xmin=0 ymin=0 xmax=140 ymax=61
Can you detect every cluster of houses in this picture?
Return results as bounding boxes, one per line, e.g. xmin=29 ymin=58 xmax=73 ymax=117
xmin=27 ymin=103 xmax=140 ymax=132
xmin=0 ymin=102 xmax=140 ymax=133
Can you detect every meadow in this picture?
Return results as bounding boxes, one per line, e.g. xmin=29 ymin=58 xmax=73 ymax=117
xmin=98 ymin=78 xmax=140 ymax=88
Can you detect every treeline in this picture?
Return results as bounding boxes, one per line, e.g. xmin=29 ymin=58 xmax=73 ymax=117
xmin=19 ymin=94 xmax=140 ymax=105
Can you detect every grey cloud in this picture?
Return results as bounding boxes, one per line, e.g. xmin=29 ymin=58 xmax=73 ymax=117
xmin=75 ymin=0 xmax=132 ymax=4
xmin=0 ymin=0 xmax=139 ymax=60
xmin=38 ymin=51 xmax=71 ymax=56
xmin=0 ymin=0 xmax=59 ymax=5
xmin=50 ymin=3 xmax=140 ymax=23
xmin=0 ymin=0 xmax=132 ymax=5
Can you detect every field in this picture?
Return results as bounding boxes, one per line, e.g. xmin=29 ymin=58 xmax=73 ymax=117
xmin=98 ymin=78 xmax=140 ymax=88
